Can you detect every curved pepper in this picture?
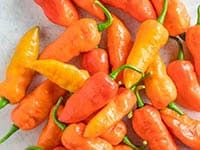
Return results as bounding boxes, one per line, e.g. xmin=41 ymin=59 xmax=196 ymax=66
xmin=167 ymin=37 xmax=200 ymax=111
xmin=101 ymin=0 xmax=156 ymax=22
xmin=28 ymin=59 xmax=89 ymax=92
xmin=123 ymin=0 xmax=169 ymax=88
xmin=161 ymin=108 xmax=200 ymax=149
xmin=0 ymin=80 xmax=65 ymax=144
xmin=186 ymin=5 xmax=200 ymax=78
xmin=84 ymin=87 xmax=137 ymax=138
xmin=100 ymin=121 xmax=127 ymax=146
xmin=132 ymin=86 xmax=178 ymax=150
xmin=0 ymin=26 xmax=39 ymax=109
xmin=82 ymin=48 xmax=109 ymax=75
xmin=72 ymin=0 xmax=105 ymax=20
xmin=61 ymin=123 xmax=113 ymax=150
xmin=39 ymin=0 xmax=113 ymax=62
xmin=107 ymin=14 xmax=132 ymax=80
xmin=35 ymin=0 xmax=79 ymax=27
xmin=144 ymin=54 xmax=177 ymax=109
xmin=150 ymin=0 xmax=190 ymax=36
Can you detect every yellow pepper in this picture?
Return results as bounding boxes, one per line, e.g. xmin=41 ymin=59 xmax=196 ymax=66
xmin=123 ymin=0 xmax=169 ymax=88
xmin=0 ymin=26 xmax=40 ymax=109
xmin=28 ymin=59 xmax=89 ymax=92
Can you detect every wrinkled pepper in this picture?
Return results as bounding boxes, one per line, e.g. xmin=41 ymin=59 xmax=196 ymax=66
xmin=123 ymin=0 xmax=169 ymax=88
xmin=82 ymin=48 xmax=109 ymax=75
xmin=107 ymin=14 xmax=132 ymax=80
xmin=0 ymin=80 xmax=65 ymax=144
xmin=150 ymin=0 xmax=190 ymax=36
xmin=0 ymin=26 xmax=39 ymax=109
xmin=101 ymin=0 xmax=156 ymax=22
xmin=168 ymin=37 xmax=200 ymax=111
xmin=144 ymin=54 xmax=177 ymax=109
xmin=39 ymin=0 xmax=113 ymax=62
xmin=132 ymin=86 xmax=178 ymax=150
xmin=28 ymin=59 xmax=89 ymax=92
xmin=186 ymin=5 xmax=200 ymax=78
xmin=35 ymin=0 xmax=79 ymax=27
xmin=161 ymin=108 xmax=200 ymax=149
xmin=58 ymin=64 xmax=142 ymax=124
xmin=72 ymin=0 xmax=105 ymax=20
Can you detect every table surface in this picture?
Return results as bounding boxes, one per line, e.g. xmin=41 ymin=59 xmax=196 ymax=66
xmin=0 ymin=0 xmax=199 ymax=149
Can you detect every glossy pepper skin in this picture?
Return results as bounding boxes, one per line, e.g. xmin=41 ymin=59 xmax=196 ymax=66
xmin=12 ymin=80 xmax=65 ymax=130
xmin=37 ymin=106 xmax=64 ymax=150
xmin=151 ymin=0 xmax=190 ymax=36
xmin=167 ymin=60 xmax=200 ymax=111
xmin=132 ymin=105 xmax=178 ymax=150
xmin=59 ymin=72 xmax=118 ymax=123
xmin=82 ymin=48 xmax=109 ymax=75
xmin=72 ymin=0 xmax=105 ymax=20
xmin=114 ymin=145 xmax=132 ymax=150
xmin=61 ymin=123 xmax=113 ymax=150
xmin=161 ymin=108 xmax=200 ymax=149
xmin=0 ymin=26 xmax=39 ymax=104
xmin=144 ymin=55 xmax=177 ymax=109
xmin=123 ymin=20 xmax=169 ymax=88
xmin=28 ymin=59 xmax=89 ymax=92
xmin=84 ymin=88 xmax=136 ymax=138
xmin=35 ymin=0 xmax=79 ymax=27
xmin=107 ymin=15 xmax=132 ymax=80
xmin=100 ymin=121 xmax=127 ymax=145
xmin=101 ymin=0 xmax=156 ymax=22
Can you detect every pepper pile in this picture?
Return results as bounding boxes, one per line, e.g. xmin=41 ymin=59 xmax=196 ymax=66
xmin=0 ymin=0 xmax=200 ymax=150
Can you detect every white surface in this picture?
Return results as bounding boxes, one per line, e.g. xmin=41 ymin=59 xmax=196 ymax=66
xmin=0 ymin=0 xmax=199 ymax=149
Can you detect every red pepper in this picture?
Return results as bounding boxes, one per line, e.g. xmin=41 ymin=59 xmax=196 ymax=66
xmin=82 ymin=48 xmax=109 ymax=75
xmin=53 ymin=146 xmax=67 ymax=150
xmin=35 ymin=0 xmax=79 ymax=27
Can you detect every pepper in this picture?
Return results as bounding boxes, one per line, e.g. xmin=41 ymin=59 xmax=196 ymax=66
xmin=28 ymin=59 xmax=89 ymax=92
xmin=161 ymin=108 xmax=200 ymax=149
xmin=123 ymin=0 xmax=169 ymax=88
xmin=114 ymin=145 xmax=132 ymax=150
xmin=186 ymin=5 xmax=200 ymax=78
xmin=82 ymin=48 xmax=109 ymax=75
xmin=0 ymin=26 xmax=39 ymax=109
xmin=72 ymin=0 xmax=105 ymax=20
xmin=132 ymin=86 xmax=178 ymax=150
xmin=167 ymin=37 xmax=200 ymax=111
xmin=101 ymin=0 xmax=156 ymax=22
xmin=39 ymin=0 xmax=113 ymax=62
xmin=59 ymin=64 xmax=143 ymax=124
xmin=34 ymin=0 xmax=79 ymax=27
xmin=100 ymin=121 xmax=127 ymax=146
xmin=150 ymin=0 xmax=190 ymax=36
xmin=144 ymin=54 xmax=177 ymax=109
xmin=0 ymin=80 xmax=65 ymax=144
xmin=107 ymin=14 xmax=132 ymax=80
xmin=53 ymin=147 xmax=67 ymax=150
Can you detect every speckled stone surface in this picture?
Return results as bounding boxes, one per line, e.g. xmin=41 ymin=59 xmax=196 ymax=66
xmin=0 ymin=0 xmax=199 ymax=149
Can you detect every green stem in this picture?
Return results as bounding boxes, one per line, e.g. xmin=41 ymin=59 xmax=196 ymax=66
xmin=0 ymin=124 xmax=19 ymax=144
xmin=0 ymin=97 xmax=9 ymax=109
xmin=123 ymin=136 xmax=140 ymax=150
xmin=52 ymin=97 xmax=67 ymax=131
xmin=135 ymin=85 xmax=145 ymax=108
xmin=168 ymin=102 xmax=184 ymax=115
xmin=109 ymin=64 xmax=144 ymax=80
xmin=95 ymin=0 xmax=113 ymax=32
xmin=197 ymin=5 xmax=200 ymax=25
xmin=170 ymin=36 xmax=184 ymax=60
xmin=157 ymin=0 xmax=168 ymax=24
xmin=25 ymin=146 xmax=43 ymax=150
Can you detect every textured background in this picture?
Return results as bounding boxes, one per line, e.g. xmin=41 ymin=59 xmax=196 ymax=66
xmin=0 ymin=0 xmax=199 ymax=149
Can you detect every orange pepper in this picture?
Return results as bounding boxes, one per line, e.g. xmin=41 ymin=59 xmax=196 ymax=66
xmin=123 ymin=0 xmax=169 ymax=88
xmin=35 ymin=0 xmax=79 ymax=27
xmin=53 ymin=146 xmax=68 ymax=150
xmin=150 ymin=0 xmax=190 ymax=36
xmin=72 ymin=0 xmax=105 ymax=20
xmin=114 ymin=145 xmax=132 ymax=150
xmin=144 ymin=54 xmax=177 ymax=109
xmin=0 ymin=26 xmax=39 ymax=108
